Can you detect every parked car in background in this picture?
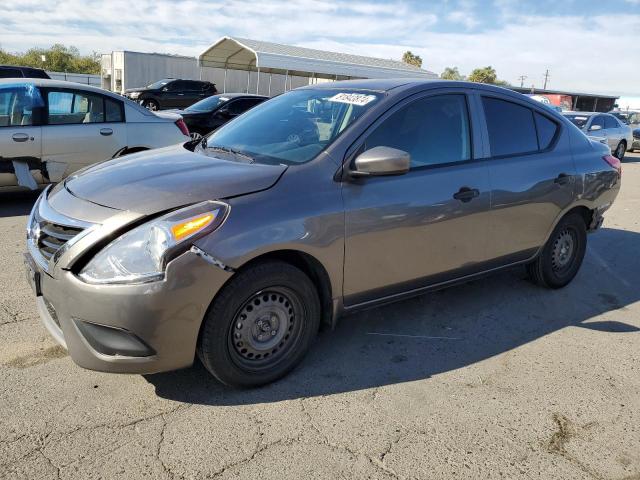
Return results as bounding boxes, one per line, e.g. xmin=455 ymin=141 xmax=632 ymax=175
xmin=0 ymin=79 xmax=190 ymax=190
xmin=562 ymin=111 xmax=633 ymax=160
xmin=124 ymin=79 xmax=218 ymax=111
xmin=170 ymin=93 xmax=267 ymax=138
xmin=25 ymin=80 xmax=620 ymax=387
xmin=632 ymin=128 xmax=640 ymax=151
xmin=0 ymin=65 xmax=50 ymax=79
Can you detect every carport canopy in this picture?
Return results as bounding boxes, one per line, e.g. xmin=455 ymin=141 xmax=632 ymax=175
xmin=198 ymin=36 xmax=438 ymax=81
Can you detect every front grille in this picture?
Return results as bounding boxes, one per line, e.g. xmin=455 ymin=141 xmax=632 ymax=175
xmin=37 ymin=222 xmax=84 ymax=261
xmin=28 ymin=189 xmax=93 ymax=271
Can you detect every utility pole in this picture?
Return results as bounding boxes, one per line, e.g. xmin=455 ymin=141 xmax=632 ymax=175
xmin=517 ymin=75 xmax=527 ymax=88
xmin=543 ymin=69 xmax=550 ymax=90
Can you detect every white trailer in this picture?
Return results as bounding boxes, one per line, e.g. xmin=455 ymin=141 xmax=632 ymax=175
xmin=101 ymin=51 xmax=199 ymax=94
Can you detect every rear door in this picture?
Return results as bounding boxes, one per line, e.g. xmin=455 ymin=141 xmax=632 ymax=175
xmin=479 ymin=94 xmax=576 ymax=261
xmin=0 ymin=84 xmax=43 ymax=187
xmin=41 ymin=88 xmax=126 ymax=181
xmin=342 ymin=91 xmax=491 ymax=306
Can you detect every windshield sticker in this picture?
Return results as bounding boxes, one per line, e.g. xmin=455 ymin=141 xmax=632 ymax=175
xmin=328 ymin=93 xmax=377 ymax=106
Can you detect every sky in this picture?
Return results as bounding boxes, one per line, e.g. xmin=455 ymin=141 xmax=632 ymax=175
xmin=1 ymin=0 xmax=639 ymax=100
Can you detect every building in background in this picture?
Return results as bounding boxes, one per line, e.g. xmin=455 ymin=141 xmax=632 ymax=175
xmin=100 ymin=37 xmax=437 ymax=96
xmin=510 ymin=86 xmax=619 ymax=112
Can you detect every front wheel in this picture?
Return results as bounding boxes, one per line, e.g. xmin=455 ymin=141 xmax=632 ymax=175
xmin=614 ymin=141 xmax=626 ymax=160
xmin=198 ymin=261 xmax=321 ymax=387
xmin=527 ymin=213 xmax=587 ymax=289
xmin=143 ymin=99 xmax=159 ymax=111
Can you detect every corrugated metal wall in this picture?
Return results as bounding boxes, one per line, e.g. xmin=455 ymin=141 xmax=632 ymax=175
xmin=199 ymin=67 xmax=309 ymax=96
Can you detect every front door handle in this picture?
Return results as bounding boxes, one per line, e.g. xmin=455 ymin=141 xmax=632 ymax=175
xmin=100 ymin=128 xmax=113 ymax=136
xmin=453 ymin=187 xmax=480 ymax=203
xmin=12 ymin=133 xmax=31 ymax=142
xmin=554 ymin=173 xmax=571 ymax=185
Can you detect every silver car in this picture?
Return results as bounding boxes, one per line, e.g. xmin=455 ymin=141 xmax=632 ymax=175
xmin=1 ymin=79 xmax=190 ymax=191
xmin=562 ymin=111 xmax=633 ymax=160
xmin=24 ymin=80 xmax=621 ymax=387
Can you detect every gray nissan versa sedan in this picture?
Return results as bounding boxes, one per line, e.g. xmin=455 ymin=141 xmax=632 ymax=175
xmin=24 ymin=79 xmax=621 ymax=387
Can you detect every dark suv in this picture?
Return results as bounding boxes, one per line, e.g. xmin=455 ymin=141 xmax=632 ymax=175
xmin=0 ymin=65 xmax=50 ymax=79
xmin=124 ymin=79 xmax=217 ymax=111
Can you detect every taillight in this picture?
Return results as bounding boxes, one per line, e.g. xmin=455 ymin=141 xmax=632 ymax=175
xmin=602 ymin=154 xmax=621 ymax=176
xmin=175 ymin=118 xmax=189 ymax=136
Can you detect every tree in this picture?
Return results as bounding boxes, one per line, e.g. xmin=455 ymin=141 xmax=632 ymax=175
xmin=467 ymin=66 xmax=510 ymax=86
xmin=0 ymin=44 xmax=100 ymax=74
xmin=402 ymin=51 xmax=423 ymax=68
xmin=441 ymin=66 xmax=464 ymax=81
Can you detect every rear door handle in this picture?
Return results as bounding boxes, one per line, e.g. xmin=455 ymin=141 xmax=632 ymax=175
xmin=12 ymin=133 xmax=31 ymax=142
xmin=554 ymin=173 xmax=571 ymax=185
xmin=100 ymin=128 xmax=113 ymax=136
xmin=453 ymin=187 xmax=480 ymax=203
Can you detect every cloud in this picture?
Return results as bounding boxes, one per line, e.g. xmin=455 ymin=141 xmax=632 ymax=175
xmin=0 ymin=0 xmax=638 ymax=95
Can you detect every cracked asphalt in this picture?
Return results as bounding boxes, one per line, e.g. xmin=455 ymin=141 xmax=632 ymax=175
xmin=1 ymin=153 xmax=639 ymax=480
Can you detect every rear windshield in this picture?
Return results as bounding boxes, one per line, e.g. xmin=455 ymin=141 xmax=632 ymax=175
xmin=185 ymin=95 xmax=229 ymax=113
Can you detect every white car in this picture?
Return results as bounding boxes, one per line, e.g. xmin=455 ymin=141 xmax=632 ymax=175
xmin=0 ymin=79 xmax=190 ymax=190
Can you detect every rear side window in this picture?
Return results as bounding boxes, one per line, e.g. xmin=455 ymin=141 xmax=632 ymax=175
xmin=534 ymin=112 xmax=559 ymax=150
xmin=105 ymin=98 xmax=124 ymax=122
xmin=482 ymin=97 xmax=538 ymax=156
xmin=604 ymin=116 xmax=619 ymax=129
xmin=364 ymin=94 xmax=471 ymax=169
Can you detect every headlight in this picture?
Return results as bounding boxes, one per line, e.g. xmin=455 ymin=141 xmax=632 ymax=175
xmin=128 ymin=92 xmax=140 ymax=99
xmin=79 ymin=201 xmax=229 ymax=285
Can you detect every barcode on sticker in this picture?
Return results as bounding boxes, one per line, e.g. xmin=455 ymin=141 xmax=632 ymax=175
xmin=328 ymin=93 xmax=377 ymax=106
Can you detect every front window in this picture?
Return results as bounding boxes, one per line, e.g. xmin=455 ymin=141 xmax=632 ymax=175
xmin=0 ymin=84 xmax=44 ymax=127
xmin=200 ymin=89 xmax=383 ymax=165
xmin=185 ymin=95 xmax=229 ymax=113
xmin=564 ymin=114 xmax=590 ymax=128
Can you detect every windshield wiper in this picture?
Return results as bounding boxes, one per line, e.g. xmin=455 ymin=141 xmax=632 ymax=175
xmin=205 ymin=143 xmax=255 ymax=163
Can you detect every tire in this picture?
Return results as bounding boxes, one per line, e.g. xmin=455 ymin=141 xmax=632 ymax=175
xmin=198 ymin=261 xmax=321 ymax=387
xmin=613 ymin=141 xmax=626 ymax=160
xmin=144 ymin=99 xmax=159 ymax=111
xmin=526 ymin=213 xmax=587 ymax=289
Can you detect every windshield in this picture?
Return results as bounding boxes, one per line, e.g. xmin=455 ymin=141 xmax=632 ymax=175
xmin=146 ymin=79 xmax=172 ymax=89
xmin=200 ymin=89 xmax=383 ymax=165
xmin=185 ymin=95 xmax=229 ymax=113
xmin=564 ymin=114 xmax=589 ymax=128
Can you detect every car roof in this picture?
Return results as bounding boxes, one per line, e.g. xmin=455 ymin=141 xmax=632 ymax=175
xmin=562 ymin=111 xmax=608 ymax=117
xmin=0 ymin=78 xmax=124 ymax=101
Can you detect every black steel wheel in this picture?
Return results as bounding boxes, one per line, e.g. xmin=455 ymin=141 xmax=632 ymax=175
xmin=198 ymin=261 xmax=321 ymax=387
xmin=527 ymin=212 xmax=587 ymax=289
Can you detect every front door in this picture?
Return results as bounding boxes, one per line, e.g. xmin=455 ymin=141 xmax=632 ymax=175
xmin=342 ymin=93 xmax=491 ymax=306
xmin=0 ymin=84 xmax=43 ymax=187
xmin=42 ymin=88 xmax=126 ymax=181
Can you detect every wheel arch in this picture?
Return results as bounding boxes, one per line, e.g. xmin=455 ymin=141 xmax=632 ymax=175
xmin=231 ymin=249 xmax=335 ymax=330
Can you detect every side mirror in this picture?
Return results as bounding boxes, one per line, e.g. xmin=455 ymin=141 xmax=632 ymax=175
xmin=590 ymin=124 xmax=602 ymax=132
xmin=351 ymin=146 xmax=410 ymax=177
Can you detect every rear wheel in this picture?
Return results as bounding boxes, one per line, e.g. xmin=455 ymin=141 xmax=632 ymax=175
xmin=527 ymin=213 xmax=587 ymax=289
xmin=614 ymin=141 xmax=626 ymax=160
xmin=198 ymin=261 xmax=321 ymax=387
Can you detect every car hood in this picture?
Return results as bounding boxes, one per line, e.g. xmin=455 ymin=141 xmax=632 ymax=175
xmin=64 ymin=145 xmax=287 ymax=214
xmin=124 ymin=87 xmax=153 ymax=94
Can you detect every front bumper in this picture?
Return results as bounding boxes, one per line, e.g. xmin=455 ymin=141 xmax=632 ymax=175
xmin=632 ymin=138 xmax=640 ymax=150
xmin=26 ymin=249 xmax=233 ymax=374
